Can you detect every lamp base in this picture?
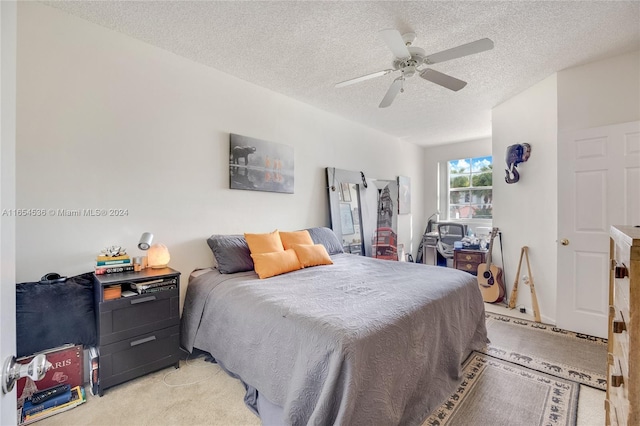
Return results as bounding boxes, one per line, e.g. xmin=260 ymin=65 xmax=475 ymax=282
xmin=150 ymin=264 xmax=168 ymax=269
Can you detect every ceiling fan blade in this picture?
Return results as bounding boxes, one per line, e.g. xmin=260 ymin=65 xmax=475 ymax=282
xmin=335 ymin=69 xmax=395 ymax=88
xmin=425 ymin=38 xmax=494 ymax=64
xmin=420 ymin=69 xmax=467 ymax=91
xmin=379 ymin=29 xmax=411 ymax=60
xmin=379 ymin=78 xmax=403 ymax=108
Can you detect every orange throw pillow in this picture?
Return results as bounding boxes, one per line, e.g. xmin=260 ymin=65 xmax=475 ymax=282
xmin=244 ymin=230 xmax=284 ymax=254
xmin=251 ymin=249 xmax=301 ymax=279
xmin=279 ymin=230 xmax=314 ymax=250
xmin=292 ymin=244 xmax=333 ymax=268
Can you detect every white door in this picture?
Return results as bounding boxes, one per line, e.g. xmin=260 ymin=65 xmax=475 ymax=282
xmin=1 ymin=2 xmax=18 ymax=424
xmin=557 ymin=121 xmax=640 ymax=338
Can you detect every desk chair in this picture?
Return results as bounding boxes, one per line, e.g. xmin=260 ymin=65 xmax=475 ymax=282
xmin=436 ymin=223 xmax=466 ymax=265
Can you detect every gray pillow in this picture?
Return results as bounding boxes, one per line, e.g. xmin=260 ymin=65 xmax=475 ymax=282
xmin=307 ymin=227 xmax=344 ymax=255
xmin=206 ymin=235 xmax=254 ymax=274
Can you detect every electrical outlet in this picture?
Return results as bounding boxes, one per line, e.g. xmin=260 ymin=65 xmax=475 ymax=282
xmin=519 ymin=307 xmax=526 ymax=314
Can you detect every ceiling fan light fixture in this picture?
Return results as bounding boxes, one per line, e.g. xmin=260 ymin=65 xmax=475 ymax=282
xmin=402 ymin=65 xmax=417 ymax=78
xmin=337 ymin=29 xmax=494 ymax=107
xmin=401 ymin=32 xmax=417 ymax=46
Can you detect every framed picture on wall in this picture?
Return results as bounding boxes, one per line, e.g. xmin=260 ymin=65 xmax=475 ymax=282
xmin=340 ymin=203 xmax=355 ymax=235
xmin=229 ymin=133 xmax=294 ymax=194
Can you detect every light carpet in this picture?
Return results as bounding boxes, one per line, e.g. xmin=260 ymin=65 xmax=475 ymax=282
xmin=35 ymin=312 xmax=606 ymax=426
xmin=423 ymin=351 xmax=579 ymax=426
xmin=483 ymin=312 xmax=608 ymax=390
xmin=34 ymin=354 xmax=260 ymax=426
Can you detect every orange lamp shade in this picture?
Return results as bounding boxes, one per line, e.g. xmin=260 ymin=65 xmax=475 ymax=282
xmin=147 ymin=243 xmax=170 ymax=268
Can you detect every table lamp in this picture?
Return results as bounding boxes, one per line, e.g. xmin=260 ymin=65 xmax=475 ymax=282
xmin=147 ymin=243 xmax=170 ymax=268
xmin=138 ymin=232 xmax=153 ymax=250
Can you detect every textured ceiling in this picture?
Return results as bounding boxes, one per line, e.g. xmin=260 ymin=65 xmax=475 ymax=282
xmin=44 ymin=1 xmax=640 ymax=146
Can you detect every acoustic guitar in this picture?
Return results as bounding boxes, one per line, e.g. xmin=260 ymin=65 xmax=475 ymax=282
xmin=477 ymin=228 xmax=505 ymax=303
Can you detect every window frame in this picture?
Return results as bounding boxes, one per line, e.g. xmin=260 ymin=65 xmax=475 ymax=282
xmin=446 ymin=155 xmax=493 ymax=221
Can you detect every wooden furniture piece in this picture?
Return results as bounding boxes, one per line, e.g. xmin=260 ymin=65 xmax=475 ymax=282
xmin=93 ymin=267 xmax=181 ymax=396
xmin=607 ymin=225 xmax=640 ymax=425
xmin=508 ymin=246 xmax=541 ymax=322
xmin=453 ymin=249 xmax=486 ymax=276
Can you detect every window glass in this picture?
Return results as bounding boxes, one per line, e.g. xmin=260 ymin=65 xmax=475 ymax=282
xmin=448 ymin=156 xmax=492 ymax=219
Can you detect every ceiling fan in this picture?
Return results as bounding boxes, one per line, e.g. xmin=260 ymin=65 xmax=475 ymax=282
xmin=336 ymin=29 xmax=494 ymax=108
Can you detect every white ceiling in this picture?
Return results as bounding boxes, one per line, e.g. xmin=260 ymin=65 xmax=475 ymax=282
xmin=44 ymin=1 xmax=640 ymax=146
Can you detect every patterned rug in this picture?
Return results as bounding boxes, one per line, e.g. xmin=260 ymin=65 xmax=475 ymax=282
xmin=424 ymin=352 xmax=580 ymax=426
xmin=483 ymin=312 xmax=607 ymax=390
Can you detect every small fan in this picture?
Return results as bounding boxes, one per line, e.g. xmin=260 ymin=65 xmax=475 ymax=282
xmin=336 ymin=30 xmax=494 ymax=108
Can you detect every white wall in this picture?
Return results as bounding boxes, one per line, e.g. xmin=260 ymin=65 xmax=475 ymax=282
xmin=492 ymin=74 xmax=558 ymax=323
xmin=491 ymin=49 xmax=640 ymax=325
xmin=558 ymin=50 xmax=640 ymax=132
xmin=15 ymin=3 xmax=424 ymax=304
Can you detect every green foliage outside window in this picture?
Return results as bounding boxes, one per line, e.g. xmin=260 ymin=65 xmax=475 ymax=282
xmin=448 ymin=156 xmax=493 ymax=219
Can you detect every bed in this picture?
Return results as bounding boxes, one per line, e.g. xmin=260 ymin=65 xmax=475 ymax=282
xmin=181 ymin=227 xmax=488 ymax=426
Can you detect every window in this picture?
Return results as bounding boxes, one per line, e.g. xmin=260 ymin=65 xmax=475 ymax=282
xmin=448 ymin=156 xmax=492 ymax=219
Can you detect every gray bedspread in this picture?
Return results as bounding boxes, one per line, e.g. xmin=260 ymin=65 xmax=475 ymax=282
xmin=181 ymin=254 xmax=488 ymax=426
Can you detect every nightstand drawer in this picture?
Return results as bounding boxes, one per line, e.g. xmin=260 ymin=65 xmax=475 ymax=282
xmin=99 ymin=288 xmax=179 ymax=346
xmin=457 ymin=252 xmax=484 ymax=263
xmin=453 ymin=250 xmax=486 ymax=276
xmin=99 ymin=325 xmax=180 ymax=390
xmin=458 ymin=262 xmax=480 ymax=273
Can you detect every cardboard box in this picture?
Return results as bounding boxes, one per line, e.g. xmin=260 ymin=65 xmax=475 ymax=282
xmin=103 ymin=284 xmax=121 ymax=300
xmin=16 ymin=344 xmax=84 ymax=409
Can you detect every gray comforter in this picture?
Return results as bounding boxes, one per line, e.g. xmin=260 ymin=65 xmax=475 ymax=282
xmin=181 ymin=254 xmax=488 ymax=426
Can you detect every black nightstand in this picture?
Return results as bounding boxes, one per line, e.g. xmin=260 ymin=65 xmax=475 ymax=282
xmin=93 ymin=267 xmax=181 ymax=396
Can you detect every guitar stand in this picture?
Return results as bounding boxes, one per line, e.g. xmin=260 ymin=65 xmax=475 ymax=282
xmin=508 ymin=246 xmax=541 ymax=323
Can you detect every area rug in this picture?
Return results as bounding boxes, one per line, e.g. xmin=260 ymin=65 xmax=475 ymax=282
xmin=423 ymin=352 xmax=580 ymax=426
xmin=483 ymin=312 xmax=608 ymax=390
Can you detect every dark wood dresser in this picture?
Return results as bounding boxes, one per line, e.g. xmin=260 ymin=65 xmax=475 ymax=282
xmin=453 ymin=249 xmax=486 ymax=276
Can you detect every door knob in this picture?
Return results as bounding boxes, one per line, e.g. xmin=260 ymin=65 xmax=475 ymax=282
xmin=560 ymin=239 xmax=569 ymax=246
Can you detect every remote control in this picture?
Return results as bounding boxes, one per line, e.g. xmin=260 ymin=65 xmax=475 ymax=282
xmin=30 ymin=384 xmax=70 ymax=405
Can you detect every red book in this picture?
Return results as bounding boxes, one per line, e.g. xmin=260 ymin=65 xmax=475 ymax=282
xmin=16 ymin=344 xmax=83 ymax=410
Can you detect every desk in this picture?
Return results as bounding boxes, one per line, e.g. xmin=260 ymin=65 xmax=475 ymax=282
xmin=453 ymin=249 xmax=487 ymax=275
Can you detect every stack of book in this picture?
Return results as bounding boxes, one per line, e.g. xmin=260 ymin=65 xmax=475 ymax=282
xmin=95 ymin=254 xmax=134 ymax=275
xmin=130 ymin=277 xmax=178 ymax=295
xmin=19 ymin=385 xmax=86 ymax=425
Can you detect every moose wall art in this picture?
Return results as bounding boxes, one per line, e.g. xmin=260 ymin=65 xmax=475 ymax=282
xmin=229 ymin=134 xmax=294 ymax=194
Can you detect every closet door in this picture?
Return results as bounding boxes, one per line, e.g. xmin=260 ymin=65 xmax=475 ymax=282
xmin=557 ymin=121 xmax=639 ymax=337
